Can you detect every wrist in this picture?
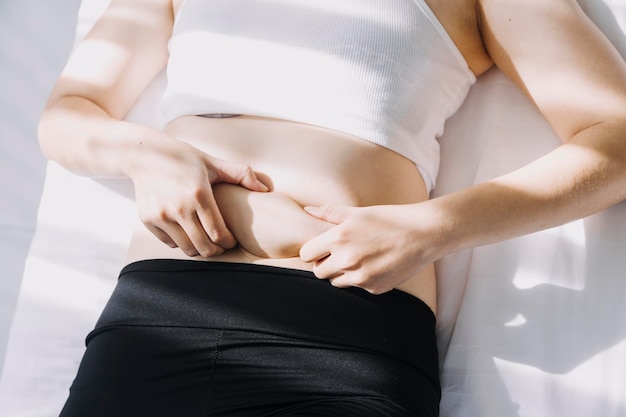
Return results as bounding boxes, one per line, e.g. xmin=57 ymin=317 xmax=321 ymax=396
xmin=119 ymin=123 xmax=177 ymax=179
xmin=408 ymin=198 xmax=465 ymax=263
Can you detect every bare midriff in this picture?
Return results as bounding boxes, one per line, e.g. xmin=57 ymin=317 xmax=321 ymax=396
xmin=126 ymin=115 xmax=436 ymax=311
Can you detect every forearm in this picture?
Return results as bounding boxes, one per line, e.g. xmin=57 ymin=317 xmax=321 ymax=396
xmin=38 ymin=95 xmax=168 ymax=178
xmin=431 ymin=119 xmax=626 ymax=257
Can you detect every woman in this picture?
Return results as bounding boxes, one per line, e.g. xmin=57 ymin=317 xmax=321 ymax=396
xmin=38 ymin=0 xmax=626 ymax=416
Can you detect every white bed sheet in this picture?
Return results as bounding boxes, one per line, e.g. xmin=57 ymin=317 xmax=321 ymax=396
xmin=0 ymin=0 xmax=83 ymax=382
xmin=0 ymin=1 xmax=625 ymax=416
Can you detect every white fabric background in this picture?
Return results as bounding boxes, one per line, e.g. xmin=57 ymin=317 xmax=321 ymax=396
xmin=0 ymin=0 xmax=82 ymax=376
xmin=0 ymin=1 xmax=625 ymax=416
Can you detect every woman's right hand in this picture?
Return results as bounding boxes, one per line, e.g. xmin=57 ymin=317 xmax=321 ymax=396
xmin=127 ymin=135 xmax=268 ymax=258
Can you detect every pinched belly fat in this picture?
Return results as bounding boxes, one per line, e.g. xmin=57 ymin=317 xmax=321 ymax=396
xmin=212 ymin=183 xmax=332 ymax=259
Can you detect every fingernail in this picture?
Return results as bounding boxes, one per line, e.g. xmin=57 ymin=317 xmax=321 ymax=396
xmin=257 ymin=180 xmax=269 ymax=191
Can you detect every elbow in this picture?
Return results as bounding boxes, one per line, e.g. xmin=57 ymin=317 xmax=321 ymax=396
xmin=37 ymin=106 xmax=58 ymax=162
xmin=36 ymin=95 xmax=105 ymax=164
xmin=597 ymin=116 xmax=626 ymax=203
xmin=606 ymin=116 xmax=626 ymax=162
xmin=37 ymin=89 xmax=71 ymax=161
xmin=566 ymin=115 xmax=626 ymax=202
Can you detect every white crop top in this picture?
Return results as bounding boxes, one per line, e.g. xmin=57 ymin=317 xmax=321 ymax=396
xmin=162 ymin=0 xmax=476 ymax=191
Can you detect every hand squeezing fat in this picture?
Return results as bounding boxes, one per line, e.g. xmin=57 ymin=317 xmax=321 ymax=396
xmin=213 ymin=184 xmax=333 ymax=259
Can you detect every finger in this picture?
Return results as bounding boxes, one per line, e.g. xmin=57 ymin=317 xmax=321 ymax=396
xmin=328 ymin=275 xmax=352 ymax=289
xmin=210 ymin=157 xmax=269 ymax=192
xmin=327 ymin=271 xmax=385 ymax=295
xmin=299 ymin=230 xmax=333 ymax=262
xmin=148 ymin=222 xmax=199 ymax=257
xmin=145 ymin=224 xmax=177 ymax=248
xmin=312 ymin=255 xmax=344 ymax=280
xmin=181 ymin=213 xmax=227 ymax=257
xmin=303 ymin=204 xmax=352 ymax=225
xmin=195 ymin=191 xmax=237 ymax=250
xmin=312 ymin=247 xmax=363 ymax=280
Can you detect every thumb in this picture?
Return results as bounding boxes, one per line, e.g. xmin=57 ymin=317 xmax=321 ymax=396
xmin=304 ymin=204 xmax=353 ymax=225
xmin=210 ymin=157 xmax=269 ymax=192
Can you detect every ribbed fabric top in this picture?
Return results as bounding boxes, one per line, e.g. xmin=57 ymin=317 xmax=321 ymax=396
xmin=162 ymin=0 xmax=476 ymax=191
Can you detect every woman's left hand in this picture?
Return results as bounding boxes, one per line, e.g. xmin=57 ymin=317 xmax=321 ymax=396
xmin=299 ymin=203 xmax=441 ymax=294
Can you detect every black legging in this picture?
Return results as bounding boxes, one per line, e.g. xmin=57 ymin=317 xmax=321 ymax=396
xmin=59 ymin=260 xmax=440 ymax=417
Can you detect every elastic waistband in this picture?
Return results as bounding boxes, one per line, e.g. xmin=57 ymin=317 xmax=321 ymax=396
xmin=94 ymin=259 xmax=437 ymax=371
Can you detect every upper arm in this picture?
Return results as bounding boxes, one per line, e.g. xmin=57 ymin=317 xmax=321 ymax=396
xmin=477 ymin=0 xmax=626 ymax=141
xmin=47 ymin=0 xmax=174 ymax=120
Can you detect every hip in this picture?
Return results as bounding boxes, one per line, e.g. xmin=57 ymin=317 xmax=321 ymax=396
xmin=85 ymin=259 xmax=441 ymax=416
xmin=96 ymin=259 xmax=437 ymax=355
